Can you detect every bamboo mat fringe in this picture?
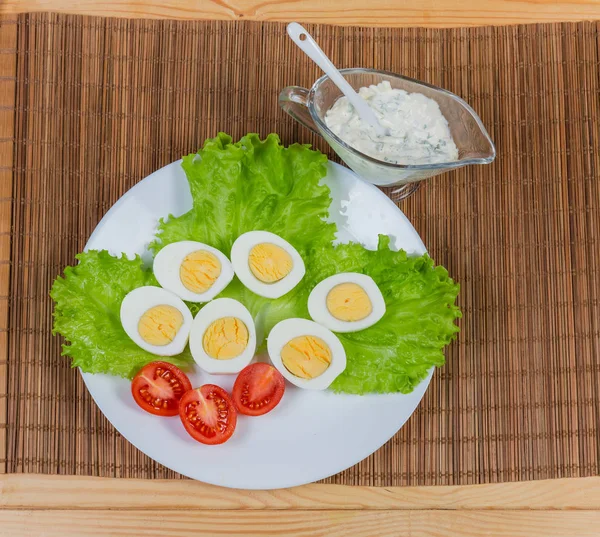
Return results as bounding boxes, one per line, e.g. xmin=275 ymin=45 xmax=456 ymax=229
xmin=1 ymin=12 xmax=599 ymax=485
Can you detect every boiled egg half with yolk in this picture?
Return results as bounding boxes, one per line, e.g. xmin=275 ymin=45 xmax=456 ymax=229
xmin=308 ymin=273 xmax=385 ymax=333
xmin=267 ymin=318 xmax=346 ymax=390
xmin=230 ymin=231 xmax=305 ymax=299
xmin=189 ymin=298 xmax=257 ymax=374
xmin=120 ymin=286 xmax=193 ymax=356
xmin=153 ymin=241 xmax=234 ymax=302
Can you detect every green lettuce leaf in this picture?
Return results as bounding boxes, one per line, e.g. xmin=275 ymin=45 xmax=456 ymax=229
xmin=312 ymin=236 xmax=461 ymax=394
xmin=221 ymin=233 xmax=460 ymax=394
xmin=232 ymin=235 xmax=461 ymax=394
xmin=51 ymin=250 xmax=193 ymax=378
xmin=150 ymin=133 xmax=336 ymax=256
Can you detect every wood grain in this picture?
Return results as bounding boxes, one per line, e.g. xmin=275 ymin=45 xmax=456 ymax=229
xmin=1 ymin=476 xmax=599 ymax=536
xmin=0 ymin=475 xmax=599 ymax=510
xmin=1 ymin=508 xmax=600 ymax=537
xmin=1 ymin=0 xmax=600 ymax=26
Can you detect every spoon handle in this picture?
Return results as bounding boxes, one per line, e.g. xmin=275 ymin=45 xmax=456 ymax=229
xmin=287 ymin=23 xmax=387 ymax=137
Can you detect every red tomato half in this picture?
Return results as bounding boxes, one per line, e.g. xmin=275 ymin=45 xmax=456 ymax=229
xmin=232 ymin=363 xmax=285 ymax=416
xmin=131 ymin=361 xmax=192 ymax=417
xmin=179 ymin=384 xmax=237 ymax=445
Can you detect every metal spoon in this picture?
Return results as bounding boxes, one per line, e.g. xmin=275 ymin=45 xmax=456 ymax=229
xmin=287 ymin=22 xmax=389 ymax=137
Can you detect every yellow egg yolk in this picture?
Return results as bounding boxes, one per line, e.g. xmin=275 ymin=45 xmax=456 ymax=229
xmin=248 ymin=243 xmax=293 ymax=283
xmin=138 ymin=305 xmax=184 ymax=346
xmin=280 ymin=336 xmax=332 ymax=379
xmin=326 ymin=283 xmax=373 ymax=322
xmin=179 ymin=250 xmax=222 ymax=294
xmin=203 ymin=317 xmax=249 ymax=360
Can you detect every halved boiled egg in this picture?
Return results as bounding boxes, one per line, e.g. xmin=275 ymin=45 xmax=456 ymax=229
xmin=230 ymin=231 xmax=305 ymax=299
xmin=120 ymin=286 xmax=193 ymax=356
xmin=189 ymin=298 xmax=257 ymax=374
xmin=267 ymin=318 xmax=346 ymax=390
xmin=307 ymin=273 xmax=385 ymax=333
xmin=153 ymin=241 xmax=234 ymax=302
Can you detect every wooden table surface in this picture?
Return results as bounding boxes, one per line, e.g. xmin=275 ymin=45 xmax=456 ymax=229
xmin=0 ymin=475 xmax=598 ymax=536
xmin=1 ymin=2 xmax=600 ymax=536
xmin=2 ymin=0 xmax=600 ymax=26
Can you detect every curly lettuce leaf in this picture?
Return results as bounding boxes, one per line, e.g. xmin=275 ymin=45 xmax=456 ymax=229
xmin=150 ymin=133 xmax=336 ymax=256
xmin=242 ymin=236 xmax=461 ymax=394
xmin=51 ymin=250 xmax=193 ymax=378
xmin=320 ymin=237 xmax=461 ymax=394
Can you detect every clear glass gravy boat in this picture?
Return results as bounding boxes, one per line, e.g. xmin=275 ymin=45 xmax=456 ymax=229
xmin=279 ymin=68 xmax=496 ymax=200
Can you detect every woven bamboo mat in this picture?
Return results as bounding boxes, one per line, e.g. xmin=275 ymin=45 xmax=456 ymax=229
xmin=0 ymin=12 xmax=599 ymax=485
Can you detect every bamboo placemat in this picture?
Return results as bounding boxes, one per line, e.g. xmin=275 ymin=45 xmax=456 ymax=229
xmin=0 ymin=13 xmax=598 ymax=485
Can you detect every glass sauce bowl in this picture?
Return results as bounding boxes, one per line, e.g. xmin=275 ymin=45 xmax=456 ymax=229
xmin=279 ymin=68 xmax=495 ymax=201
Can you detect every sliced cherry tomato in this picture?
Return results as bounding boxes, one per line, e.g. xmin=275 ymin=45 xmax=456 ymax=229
xmin=179 ymin=384 xmax=237 ymax=445
xmin=232 ymin=363 xmax=285 ymax=416
xmin=131 ymin=361 xmax=192 ymax=417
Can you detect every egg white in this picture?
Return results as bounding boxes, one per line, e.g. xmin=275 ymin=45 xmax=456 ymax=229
xmin=120 ymin=286 xmax=193 ymax=356
xmin=230 ymin=231 xmax=305 ymax=299
xmin=267 ymin=318 xmax=347 ymax=390
xmin=189 ymin=298 xmax=257 ymax=374
xmin=153 ymin=241 xmax=234 ymax=302
xmin=307 ymin=273 xmax=386 ymax=333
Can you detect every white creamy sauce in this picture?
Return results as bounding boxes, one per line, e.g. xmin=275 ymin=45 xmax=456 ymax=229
xmin=324 ymin=81 xmax=459 ymax=165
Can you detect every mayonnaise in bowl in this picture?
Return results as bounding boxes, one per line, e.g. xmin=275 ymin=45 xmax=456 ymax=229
xmin=324 ymin=81 xmax=459 ymax=166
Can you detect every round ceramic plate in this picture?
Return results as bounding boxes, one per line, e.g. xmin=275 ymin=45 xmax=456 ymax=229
xmin=82 ymin=160 xmax=431 ymax=490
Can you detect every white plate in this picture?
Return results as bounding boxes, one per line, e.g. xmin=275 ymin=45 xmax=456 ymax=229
xmin=82 ymin=160 xmax=430 ymax=490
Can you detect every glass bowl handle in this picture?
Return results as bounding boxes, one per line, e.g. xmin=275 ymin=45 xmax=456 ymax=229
xmin=278 ymin=86 xmax=320 ymax=136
